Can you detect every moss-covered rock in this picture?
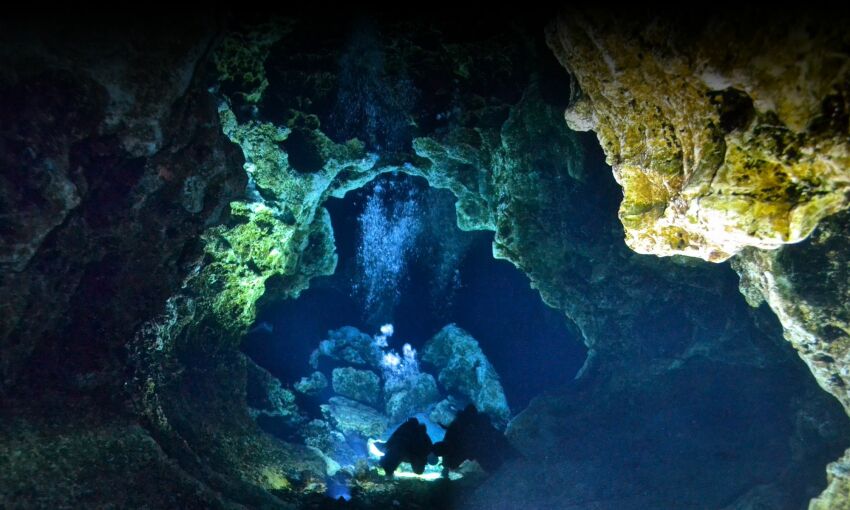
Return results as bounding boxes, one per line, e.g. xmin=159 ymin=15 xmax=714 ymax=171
xmin=295 ymin=371 xmax=328 ymax=396
xmin=546 ymin=10 xmax=850 ymax=262
xmin=322 ymin=397 xmax=388 ymax=438
xmin=332 ymin=367 xmax=382 ymax=407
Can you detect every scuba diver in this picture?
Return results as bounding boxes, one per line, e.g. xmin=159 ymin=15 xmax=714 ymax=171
xmin=379 ymin=405 xmax=515 ymax=478
xmin=433 ymin=404 xmax=514 ymax=474
xmin=377 ymin=417 xmax=433 ymax=476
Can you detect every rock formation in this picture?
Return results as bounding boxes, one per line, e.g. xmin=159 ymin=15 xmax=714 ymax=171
xmin=423 ymin=324 xmax=510 ymax=428
xmin=2 ymin=10 xmax=849 ymax=509
xmin=547 ymin=10 xmax=850 ymax=262
xmin=546 ymin=8 xmax=850 ymax=507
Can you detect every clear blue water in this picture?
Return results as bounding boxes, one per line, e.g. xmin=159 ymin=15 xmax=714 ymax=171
xmin=242 ymin=174 xmax=587 ymax=411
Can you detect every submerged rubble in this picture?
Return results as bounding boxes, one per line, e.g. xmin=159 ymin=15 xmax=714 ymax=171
xmin=249 ymin=324 xmax=511 ymax=485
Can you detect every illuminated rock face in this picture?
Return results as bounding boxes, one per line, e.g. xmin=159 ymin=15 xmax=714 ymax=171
xmin=733 ymin=209 xmax=850 ymax=506
xmin=422 ymin=325 xmax=510 ymax=429
xmin=546 ymin=11 xmax=850 ymax=262
xmin=545 ymin=10 xmax=850 ymax=507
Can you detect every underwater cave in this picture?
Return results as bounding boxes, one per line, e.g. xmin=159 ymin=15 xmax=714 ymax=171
xmin=242 ymin=173 xmax=588 ymax=412
xmin=3 ymin=7 xmax=850 ymax=510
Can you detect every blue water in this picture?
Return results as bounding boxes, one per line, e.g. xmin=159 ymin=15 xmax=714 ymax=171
xmin=242 ymin=174 xmax=587 ymax=411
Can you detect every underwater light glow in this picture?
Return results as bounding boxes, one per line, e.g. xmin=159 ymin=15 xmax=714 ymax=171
xmin=380 ymin=462 xmax=463 ymax=482
xmin=392 ymin=470 xmax=443 ymax=481
xmin=327 ymin=479 xmax=352 ymax=501
xmin=382 ymin=351 xmax=401 ymax=368
xmin=367 ymin=438 xmax=385 ymax=459
xmin=368 ymin=438 xmax=458 ymax=482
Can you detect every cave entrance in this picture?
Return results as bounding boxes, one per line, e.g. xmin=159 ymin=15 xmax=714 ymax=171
xmin=239 ymin=172 xmax=587 ymax=486
xmin=243 ymin=172 xmax=587 ymax=412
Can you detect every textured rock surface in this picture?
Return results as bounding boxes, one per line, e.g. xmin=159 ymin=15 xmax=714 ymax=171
xmin=0 ymin=20 xmax=245 ymax=392
xmin=734 ymin=210 xmax=850 ymax=413
xmin=225 ymin=15 xmax=850 ymax=506
xmin=294 ymin=370 xmax=328 ymax=395
xmin=331 ymin=367 xmax=382 ymax=406
xmin=545 ymin=11 xmax=850 ymax=506
xmin=733 ymin=209 xmax=850 ymax=507
xmin=546 ymin=10 xmax=850 ymax=262
xmin=311 ymin=326 xmax=383 ymax=369
xmin=429 ymin=397 xmax=463 ymax=427
xmin=246 ymin=359 xmax=305 ymax=427
xmin=812 ymin=454 xmax=850 ymax=510
xmin=464 ymin=356 xmax=848 ymax=510
xmin=3 ymin=12 xmax=849 ymax=509
xmin=322 ymin=397 xmax=388 ymax=438
xmin=423 ymin=325 xmax=510 ymax=427
xmin=384 ymin=373 xmax=440 ymax=424
xmin=0 ymin=409 xmax=230 ymax=509
xmin=0 ymin=19 xmax=329 ymax=508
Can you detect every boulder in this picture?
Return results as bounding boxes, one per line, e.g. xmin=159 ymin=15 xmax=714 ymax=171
xmin=294 ymin=371 xmax=328 ymax=396
xmin=332 ymin=367 xmax=382 ymax=406
xmin=310 ymin=326 xmax=383 ymax=368
xmin=423 ymin=324 xmax=510 ymax=427
xmin=384 ymin=373 xmax=440 ymax=423
xmin=322 ymin=397 xmax=388 ymax=438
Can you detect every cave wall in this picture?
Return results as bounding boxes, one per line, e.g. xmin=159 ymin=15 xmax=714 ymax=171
xmin=1 ymin=11 xmax=849 ymax=509
xmin=199 ymin=15 xmax=849 ymax=507
xmin=734 ymin=211 xmax=850 ymax=509
xmin=0 ymin=18 xmax=244 ymax=393
xmin=546 ymin=9 xmax=850 ymax=263
xmin=0 ymin=18 xmax=326 ymax=509
xmin=546 ymin=7 xmax=850 ymax=508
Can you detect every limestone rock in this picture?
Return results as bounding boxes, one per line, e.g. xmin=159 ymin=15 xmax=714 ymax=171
xmin=733 ymin=209 xmax=850 ymax=413
xmin=294 ymin=371 xmax=328 ymax=396
xmin=0 ymin=20 xmax=246 ymax=389
xmin=811 ymin=454 xmax=850 ymax=510
xmin=311 ymin=326 xmax=383 ymax=368
xmin=384 ymin=373 xmax=440 ymax=423
xmin=322 ymin=397 xmax=388 ymax=438
xmin=422 ymin=325 xmax=510 ymax=427
xmin=546 ymin=10 xmax=850 ymax=261
xmin=732 ymin=209 xmax=850 ymax=506
xmin=429 ymin=396 xmax=463 ymax=427
xmin=245 ymin=359 xmax=305 ymax=428
xmin=331 ymin=367 xmax=381 ymax=406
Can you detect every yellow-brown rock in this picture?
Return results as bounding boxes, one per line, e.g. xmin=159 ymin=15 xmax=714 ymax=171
xmin=733 ymin=208 xmax=850 ymax=509
xmin=546 ymin=10 xmax=850 ymax=262
xmin=810 ymin=451 xmax=850 ymax=510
